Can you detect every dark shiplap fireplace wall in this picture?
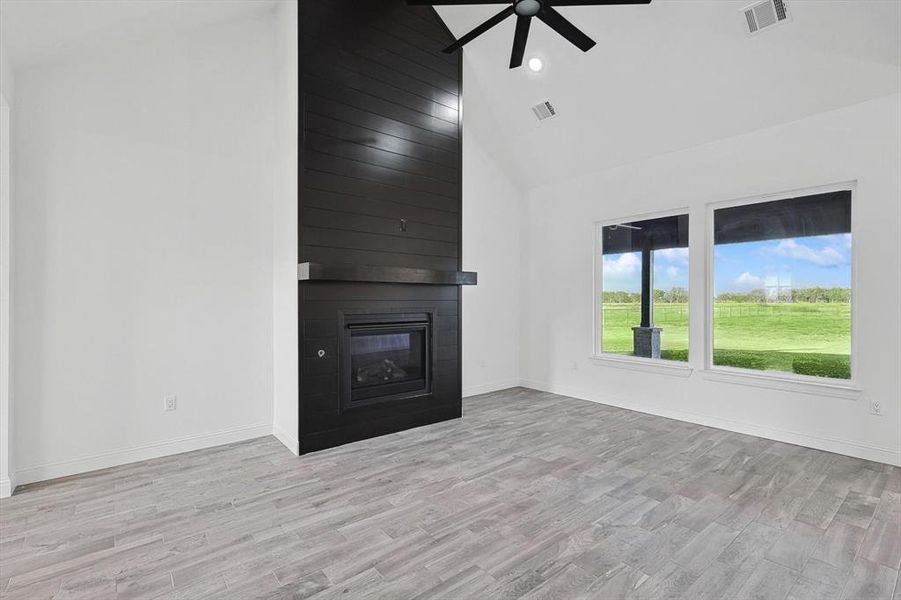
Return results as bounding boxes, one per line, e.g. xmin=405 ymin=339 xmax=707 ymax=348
xmin=298 ymin=0 xmax=467 ymax=453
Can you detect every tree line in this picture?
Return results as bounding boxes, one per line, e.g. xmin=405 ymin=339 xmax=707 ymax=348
xmin=716 ymin=287 xmax=851 ymax=303
xmin=603 ymin=287 xmax=851 ymax=304
xmin=603 ymin=288 xmax=689 ymax=304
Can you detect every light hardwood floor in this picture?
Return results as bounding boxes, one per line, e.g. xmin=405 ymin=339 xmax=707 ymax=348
xmin=1 ymin=388 xmax=899 ymax=599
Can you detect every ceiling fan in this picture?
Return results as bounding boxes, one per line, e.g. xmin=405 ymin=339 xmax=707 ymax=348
xmin=407 ymin=0 xmax=652 ymax=69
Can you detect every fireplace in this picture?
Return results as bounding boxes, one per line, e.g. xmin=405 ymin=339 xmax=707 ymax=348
xmin=297 ymin=0 xmax=474 ymax=453
xmin=339 ymin=311 xmax=434 ymax=410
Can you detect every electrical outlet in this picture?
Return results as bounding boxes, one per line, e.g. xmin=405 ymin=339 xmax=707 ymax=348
xmin=870 ymin=399 xmax=882 ymax=416
xmin=164 ymin=395 xmax=177 ymax=412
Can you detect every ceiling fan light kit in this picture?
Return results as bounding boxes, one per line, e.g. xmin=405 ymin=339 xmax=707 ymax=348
xmin=407 ymin=0 xmax=652 ymax=69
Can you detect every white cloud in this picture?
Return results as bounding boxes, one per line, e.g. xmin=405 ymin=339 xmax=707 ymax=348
xmin=656 ymin=247 xmax=689 ymax=266
xmin=770 ymin=239 xmax=847 ymax=267
xmin=665 ymin=266 xmax=680 ymax=279
xmin=734 ymin=272 xmax=763 ymax=288
xmin=841 ymin=233 xmax=852 ymax=249
xmin=603 ymin=252 xmax=641 ymax=276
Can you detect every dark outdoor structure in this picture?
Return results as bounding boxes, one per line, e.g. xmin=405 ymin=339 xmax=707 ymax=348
xmin=714 ymin=190 xmax=852 ymax=244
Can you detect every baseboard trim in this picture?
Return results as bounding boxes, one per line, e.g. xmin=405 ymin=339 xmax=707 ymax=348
xmin=519 ymin=379 xmax=901 ymax=467
xmin=13 ymin=423 xmax=272 ymax=487
xmin=12 ymin=383 xmax=896 ymax=487
xmin=272 ymin=423 xmax=299 ymax=456
xmin=0 ymin=474 xmax=14 ymax=498
xmin=463 ymin=379 xmax=521 ymax=398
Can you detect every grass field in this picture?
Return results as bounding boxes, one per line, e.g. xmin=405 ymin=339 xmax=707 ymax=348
xmin=601 ymin=302 xmax=851 ymax=379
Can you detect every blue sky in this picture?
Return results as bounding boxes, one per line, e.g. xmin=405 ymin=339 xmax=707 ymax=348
xmin=603 ymin=247 xmax=688 ymax=293
xmin=714 ymin=233 xmax=851 ymax=294
xmin=602 ymin=233 xmax=851 ymax=293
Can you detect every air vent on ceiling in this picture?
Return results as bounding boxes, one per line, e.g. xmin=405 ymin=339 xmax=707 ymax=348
xmin=743 ymin=0 xmax=789 ymax=34
xmin=531 ymin=100 xmax=558 ymax=122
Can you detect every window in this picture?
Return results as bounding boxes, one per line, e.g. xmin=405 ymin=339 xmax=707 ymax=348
xmin=711 ymin=190 xmax=852 ymax=380
xmin=597 ymin=212 xmax=689 ymax=362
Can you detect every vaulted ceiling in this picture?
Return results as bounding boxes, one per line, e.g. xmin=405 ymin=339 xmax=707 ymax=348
xmin=436 ymin=1 xmax=901 ymax=189
xmin=3 ymin=0 xmax=898 ymax=192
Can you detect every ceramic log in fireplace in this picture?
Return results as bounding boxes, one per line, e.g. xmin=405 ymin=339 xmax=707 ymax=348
xmin=340 ymin=311 xmax=434 ymax=410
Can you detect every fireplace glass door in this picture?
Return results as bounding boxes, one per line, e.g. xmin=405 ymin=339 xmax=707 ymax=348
xmin=341 ymin=313 xmax=433 ymax=408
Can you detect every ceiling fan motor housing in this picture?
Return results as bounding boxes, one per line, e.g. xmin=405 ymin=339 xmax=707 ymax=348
xmin=415 ymin=0 xmax=651 ymax=69
xmin=514 ymin=0 xmax=542 ymax=17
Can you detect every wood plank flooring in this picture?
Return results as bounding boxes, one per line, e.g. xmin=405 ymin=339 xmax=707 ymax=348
xmin=1 ymin=387 xmax=899 ymax=599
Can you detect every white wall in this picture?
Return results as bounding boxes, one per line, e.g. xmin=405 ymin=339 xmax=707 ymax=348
xmin=1 ymin=39 xmax=15 ymax=106
xmin=0 ymin=41 xmax=15 ymax=497
xmin=272 ymin=0 xmax=299 ymax=455
xmin=461 ymin=60 xmax=523 ymax=397
xmin=521 ymin=93 xmax=901 ymax=466
xmin=12 ymin=12 xmax=280 ymax=485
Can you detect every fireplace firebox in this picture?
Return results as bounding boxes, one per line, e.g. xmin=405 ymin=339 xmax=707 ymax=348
xmin=339 ymin=311 xmax=434 ymax=410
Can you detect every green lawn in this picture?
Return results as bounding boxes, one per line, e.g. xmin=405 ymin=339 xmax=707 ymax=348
xmin=602 ymin=303 xmax=689 ymax=360
xmin=601 ymin=302 xmax=851 ymax=379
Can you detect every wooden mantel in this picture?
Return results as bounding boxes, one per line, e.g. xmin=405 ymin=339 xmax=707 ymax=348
xmin=297 ymin=262 xmax=477 ymax=286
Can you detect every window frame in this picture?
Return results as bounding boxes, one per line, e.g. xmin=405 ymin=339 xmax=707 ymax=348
xmin=592 ymin=207 xmax=692 ymax=372
xmin=704 ymin=181 xmax=860 ymax=392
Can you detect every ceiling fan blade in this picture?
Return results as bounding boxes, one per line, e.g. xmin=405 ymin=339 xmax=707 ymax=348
xmin=443 ymin=5 xmax=515 ymax=53
xmin=550 ymin=0 xmax=651 ymax=5
xmin=405 ymin=0 xmax=509 ymax=4
xmin=537 ymin=6 xmax=596 ymax=52
xmin=509 ymin=15 xmax=532 ymax=68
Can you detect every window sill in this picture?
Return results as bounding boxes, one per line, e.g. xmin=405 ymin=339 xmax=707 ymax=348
xmin=589 ymin=354 xmax=693 ymax=378
xmin=699 ymin=367 xmax=862 ymax=399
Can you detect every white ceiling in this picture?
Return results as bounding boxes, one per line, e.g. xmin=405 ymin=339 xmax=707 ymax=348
xmin=0 ymin=0 xmax=276 ymax=69
xmin=437 ymin=1 xmax=901 ymax=189
xmin=2 ymin=0 xmax=898 ymax=191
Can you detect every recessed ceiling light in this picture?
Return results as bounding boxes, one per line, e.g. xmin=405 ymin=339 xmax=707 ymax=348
xmin=527 ymin=57 xmax=543 ymax=72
